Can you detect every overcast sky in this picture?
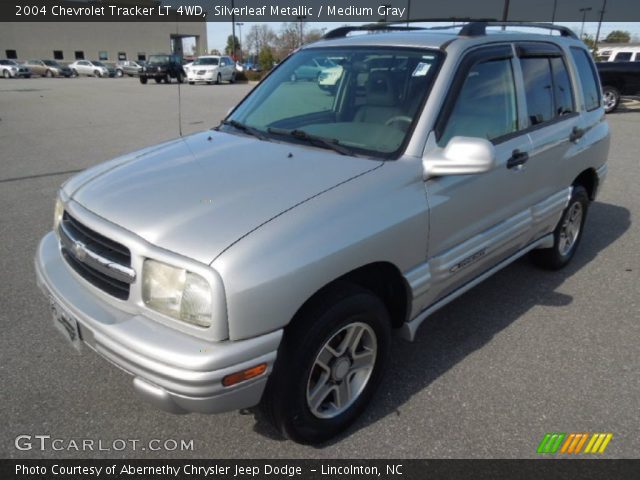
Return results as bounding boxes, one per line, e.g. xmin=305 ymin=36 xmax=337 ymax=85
xmin=203 ymin=21 xmax=640 ymax=56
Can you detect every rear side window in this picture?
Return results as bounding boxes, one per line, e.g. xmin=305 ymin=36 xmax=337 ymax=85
xmin=439 ymin=58 xmax=518 ymax=145
xmin=521 ymin=58 xmax=554 ymax=125
xmin=570 ymin=48 xmax=601 ymax=112
xmin=613 ymin=52 xmax=632 ymax=62
xmin=551 ymin=57 xmax=574 ymax=116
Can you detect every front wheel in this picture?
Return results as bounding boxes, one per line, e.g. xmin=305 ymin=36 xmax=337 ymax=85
xmin=139 ymin=76 xmax=148 ymax=84
xmin=2 ymin=69 xmax=10 ymax=79
xmin=531 ymin=185 xmax=589 ymax=270
xmin=93 ymin=70 xmax=101 ymax=78
xmin=216 ymin=73 xmax=221 ymax=85
xmin=71 ymin=69 xmax=78 ymax=77
xmin=45 ymin=70 xmax=53 ymax=78
xmin=602 ymin=86 xmax=620 ymax=114
xmin=115 ymin=69 xmax=123 ymax=78
xmin=261 ymin=284 xmax=391 ymax=444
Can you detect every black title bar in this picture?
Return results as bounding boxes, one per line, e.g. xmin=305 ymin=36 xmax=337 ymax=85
xmin=2 ymin=459 xmax=640 ymax=480
xmin=2 ymin=0 xmax=640 ymax=22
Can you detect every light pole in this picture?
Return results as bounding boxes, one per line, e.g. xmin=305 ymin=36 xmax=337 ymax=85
xmin=594 ymin=0 xmax=607 ymax=55
xmin=297 ymin=16 xmax=306 ymax=47
xmin=579 ymin=7 xmax=592 ymax=39
xmin=501 ymin=0 xmax=510 ymax=29
xmin=236 ymin=22 xmax=244 ymax=62
xmin=230 ymin=0 xmax=236 ymax=60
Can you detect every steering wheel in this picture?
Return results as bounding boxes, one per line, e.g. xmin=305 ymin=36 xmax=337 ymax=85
xmin=385 ymin=116 xmax=413 ymax=128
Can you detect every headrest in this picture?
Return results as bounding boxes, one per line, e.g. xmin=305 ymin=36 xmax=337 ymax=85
xmin=365 ymin=71 xmax=397 ymax=107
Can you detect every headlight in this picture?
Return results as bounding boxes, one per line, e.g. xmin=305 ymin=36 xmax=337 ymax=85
xmin=142 ymin=259 xmax=212 ymax=328
xmin=53 ymin=197 xmax=64 ymax=231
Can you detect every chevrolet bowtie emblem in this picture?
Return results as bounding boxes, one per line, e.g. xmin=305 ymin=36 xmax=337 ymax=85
xmin=73 ymin=240 xmax=87 ymax=262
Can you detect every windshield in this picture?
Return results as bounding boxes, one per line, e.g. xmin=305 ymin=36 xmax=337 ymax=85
xmin=92 ymin=61 xmax=105 ymax=67
xmin=225 ymin=47 xmax=441 ymax=158
xmin=194 ymin=58 xmax=219 ymax=66
xmin=43 ymin=60 xmax=59 ymax=67
xmin=148 ymin=55 xmax=170 ymax=64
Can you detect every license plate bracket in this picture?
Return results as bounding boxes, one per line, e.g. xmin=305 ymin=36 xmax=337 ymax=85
xmin=49 ymin=296 xmax=82 ymax=352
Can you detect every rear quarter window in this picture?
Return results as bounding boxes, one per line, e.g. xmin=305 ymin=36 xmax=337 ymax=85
xmin=570 ymin=47 xmax=601 ymax=112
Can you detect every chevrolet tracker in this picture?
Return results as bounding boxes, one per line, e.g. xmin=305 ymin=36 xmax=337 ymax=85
xmin=36 ymin=21 xmax=610 ymax=444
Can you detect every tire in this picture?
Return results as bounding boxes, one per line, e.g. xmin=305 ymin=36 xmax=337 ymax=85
xmin=216 ymin=73 xmax=221 ymax=85
xmin=154 ymin=77 xmax=162 ymax=84
xmin=2 ymin=69 xmax=9 ymax=79
xmin=93 ymin=70 xmax=101 ymax=78
xmin=115 ymin=69 xmax=123 ymax=78
xmin=139 ymin=76 xmax=148 ymax=84
xmin=602 ymin=86 xmax=620 ymax=114
xmin=230 ymin=72 xmax=236 ymax=84
xmin=188 ymin=81 xmax=195 ymax=85
xmin=530 ymin=185 xmax=589 ymax=270
xmin=260 ymin=283 xmax=391 ymax=444
xmin=176 ymin=72 xmax=184 ymax=84
xmin=45 ymin=70 xmax=53 ymax=78
xmin=71 ymin=69 xmax=78 ymax=78
xmin=165 ymin=74 xmax=171 ymax=84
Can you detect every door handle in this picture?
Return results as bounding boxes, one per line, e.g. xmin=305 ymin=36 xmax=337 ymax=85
xmin=506 ymin=149 xmax=529 ymax=169
xmin=570 ymin=126 xmax=586 ymax=142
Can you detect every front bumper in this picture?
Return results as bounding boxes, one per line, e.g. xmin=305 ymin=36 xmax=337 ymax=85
xmin=35 ymin=232 xmax=282 ymax=414
xmin=187 ymin=70 xmax=217 ymax=82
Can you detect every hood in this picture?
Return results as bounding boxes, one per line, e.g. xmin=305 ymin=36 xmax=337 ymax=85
xmin=69 ymin=130 xmax=381 ymax=265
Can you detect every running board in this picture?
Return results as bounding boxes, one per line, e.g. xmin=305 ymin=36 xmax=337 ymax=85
xmin=399 ymin=234 xmax=554 ymax=341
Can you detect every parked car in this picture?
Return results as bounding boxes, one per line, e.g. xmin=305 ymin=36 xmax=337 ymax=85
xmin=115 ymin=60 xmax=143 ymax=77
xmin=596 ymin=61 xmax=640 ymax=113
xmin=290 ymin=56 xmax=338 ymax=82
xmin=139 ymin=54 xmax=185 ymax=84
xmin=36 ymin=21 xmax=609 ymax=445
xmin=23 ymin=59 xmax=72 ymax=77
xmin=185 ymin=55 xmax=236 ymax=84
xmin=68 ymin=60 xmax=110 ymax=77
xmin=596 ymin=46 xmax=640 ymax=62
xmin=318 ymin=63 xmax=344 ymax=92
xmin=0 ymin=59 xmax=31 ymax=78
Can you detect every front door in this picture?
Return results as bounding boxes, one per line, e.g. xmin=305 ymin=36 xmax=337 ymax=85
xmin=418 ymin=45 xmax=535 ymax=311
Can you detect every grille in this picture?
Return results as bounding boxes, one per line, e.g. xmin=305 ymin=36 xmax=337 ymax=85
xmin=58 ymin=211 xmax=134 ymax=300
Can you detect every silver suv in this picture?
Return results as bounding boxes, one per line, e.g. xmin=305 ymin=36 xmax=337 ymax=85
xmin=36 ymin=22 xmax=610 ymax=444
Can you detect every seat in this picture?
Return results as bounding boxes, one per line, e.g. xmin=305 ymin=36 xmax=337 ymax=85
xmin=354 ymin=70 xmax=402 ymax=124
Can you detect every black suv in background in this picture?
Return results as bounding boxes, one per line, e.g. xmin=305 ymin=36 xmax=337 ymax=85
xmin=139 ymin=54 xmax=185 ymax=84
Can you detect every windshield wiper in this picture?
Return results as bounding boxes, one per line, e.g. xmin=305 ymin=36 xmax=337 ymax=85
xmin=219 ymin=120 xmax=268 ymax=140
xmin=267 ymin=127 xmax=353 ymax=156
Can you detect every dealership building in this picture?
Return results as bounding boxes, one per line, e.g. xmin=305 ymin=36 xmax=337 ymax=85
xmin=1 ymin=1 xmax=207 ymax=63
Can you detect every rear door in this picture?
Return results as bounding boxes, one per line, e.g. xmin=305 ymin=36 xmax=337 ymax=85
xmin=511 ymin=42 xmax=581 ymax=240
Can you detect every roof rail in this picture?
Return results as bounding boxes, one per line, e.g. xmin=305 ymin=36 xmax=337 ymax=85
xmin=459 ymin=22 xmax=578 ymax=39
xmin=322 ymin=18 xmax=496 ymax=40
xmin=323 ymin=24 xmax=425 ymax=40
xmin=322 ymin=20 xmax=578 ymax=41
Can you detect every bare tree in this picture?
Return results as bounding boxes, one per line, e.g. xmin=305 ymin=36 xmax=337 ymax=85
xmin=276 ymin=22 xmax=300 ymax=58
xmin=245 ymin=24 xmax=277 ymax=58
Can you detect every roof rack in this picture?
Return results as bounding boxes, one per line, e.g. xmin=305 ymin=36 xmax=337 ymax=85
xmin=323 ymin=24 xmax=425 ymax=40
xmin=323 ymin=20 xmax=577 ymax=40
xmin=322 ymin=18 xmax=494 ymax=40
xmin=459 ymin=21 xmax=578 ymax=38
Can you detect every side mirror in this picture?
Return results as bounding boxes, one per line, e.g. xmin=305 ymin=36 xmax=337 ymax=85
xmin=423 ymin=136 xmax=497 ymax=178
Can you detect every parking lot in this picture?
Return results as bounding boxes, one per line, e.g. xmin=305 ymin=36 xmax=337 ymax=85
xmin=1 ymin=76 xmax=639 ymax=458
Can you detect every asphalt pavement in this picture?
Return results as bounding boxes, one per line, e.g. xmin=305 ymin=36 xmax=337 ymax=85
xmin=1 ymin=77 xmax=638 ymax=458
